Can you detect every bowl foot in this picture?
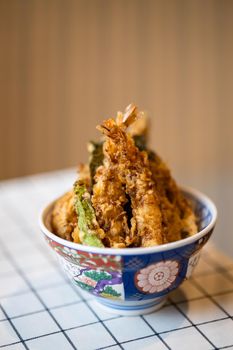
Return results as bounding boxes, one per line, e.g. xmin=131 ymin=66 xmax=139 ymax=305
xmin=94 ymin=297 xmax=167 ymax=316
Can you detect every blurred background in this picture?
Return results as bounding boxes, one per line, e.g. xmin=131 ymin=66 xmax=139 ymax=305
xmin=0 ymin=0 xmax=232 ymax=254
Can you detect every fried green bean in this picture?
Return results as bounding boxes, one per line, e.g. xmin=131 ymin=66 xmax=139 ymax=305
xmin=74 ymin=180 xmax=105 ymax=247
xmin=88 ymin=141 xmax=104 ymax=187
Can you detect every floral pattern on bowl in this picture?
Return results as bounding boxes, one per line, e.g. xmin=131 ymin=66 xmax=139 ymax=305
xmin=135 ymin=260 xmax=180 ymax=294
xmin=40 ymin=187 xmax=217 ymax=315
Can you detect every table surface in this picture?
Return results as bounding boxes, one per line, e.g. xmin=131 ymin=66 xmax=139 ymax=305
xmin=0 ymin=169 xmax=233 ymax=350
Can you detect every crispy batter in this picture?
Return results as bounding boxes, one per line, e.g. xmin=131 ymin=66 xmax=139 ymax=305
xmin=92 ymin=161 xmax=130 ymax=248
xmin=149 ymin=152 xmax=197 ymax=242
xmin=77 ymin=163 xmax=91 ymax=188
xmin=71 ymin=225 xmax=81 ymax=243
xmin=51 ymin=191 xmax=78 ymax=242
xmin=176 ymin=192 xmax=198 ymax=237
xmin=52 ymin=104 xmax=197 ymax=248
xmin=51 ymin=164 xmax=91 ymax=244
xmin=97 ymin=105 xmax=164 ymax=247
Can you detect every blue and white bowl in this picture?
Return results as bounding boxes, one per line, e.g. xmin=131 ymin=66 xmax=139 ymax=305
xmin=39 ymin=186 xmax=217 ymax=316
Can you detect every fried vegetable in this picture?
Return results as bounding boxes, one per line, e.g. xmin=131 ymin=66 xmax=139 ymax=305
xmin=74 ymin=180 xmax=105 ymax=247
xmin=88 ymin=141 xmax=104 ymax=187
xmin=133 ymin=134 xmax=147 ymax=151
xmin=53 ymin=103 xmax=198 ymax=248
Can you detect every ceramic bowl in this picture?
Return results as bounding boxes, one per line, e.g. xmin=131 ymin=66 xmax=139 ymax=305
xmin=39 ymin=186 xmax=217 ymax=316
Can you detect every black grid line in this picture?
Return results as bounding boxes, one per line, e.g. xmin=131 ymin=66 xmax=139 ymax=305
xmin=0 ymin=182 xmax=126 ymax=350
xmin=0 ymin=309 xmax=46 ymax=324
xmin=1 ymin=172 xmax=233 ymax=350
xmin=191 ymin=263 xmax=233 ymax=278
xmin=0 ymin=302 xmax=120 ymax=325
xmin=0 ymin=242 xmax=77 ymax=350
xmin=0 ymin=317 xmax=123 ymax=349
xmin=1 ymin=307 xmax=230 ymax=349
xmin=1 ymin=280 xmax=233 ymax=314
xmin=189 ymin=266 xmax=232 ymax=280
xmin=191 ymin=277 xmax=233 ymax=319
xmin=0 ymin=191 xmax=78 ymax=281
xmin=0 ymin=283 xmax=71 ymax=301
xmin=0 ymin=341 xmax=23 ymax=349
xmin=141 ymin=315 xmax=171 ymax=350
xmin=64 ymin=278 xmax=124 ymax=350
xmin=200 ymin=251 xmax=233 ymax=277
xmin=192 ymin=270 xmax=233 ymax=292
xmin=0 ymin=304 xmax=29 ymax=350
xmin=0 ymin=299 xmax=79 ymax=323
xmin=0 ymin=238 xmax=122 ymax=350
xmin=168 ymin=298 xmax=218 ymax=350
xmin=199 ymin=263 xmax=233 ymax=285
xmin=110 ymin=333 xmax=173 ymax=350
xmin=2 ymin=320 xmax=233 ymax=350
xmin=143 ymin=301 xmax=233 ymax=328
xmin=171 ymin=288 xmax=233 ymax=305
xmin=0 ymin=331 xmax=62 ymax=349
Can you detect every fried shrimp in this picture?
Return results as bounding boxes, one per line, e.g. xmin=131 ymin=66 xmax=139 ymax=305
xmin=176 ymin=192 xmax=197 ymax=238
xmin=92 ymin=153 xmax=130 ymax=248
xmin=149 ymin=152 xmax=197 ymax=242
xmin=97 ymin=104 xmax=164 ymax=247
xmin=52 ymin=103 xmax=198 ymax=248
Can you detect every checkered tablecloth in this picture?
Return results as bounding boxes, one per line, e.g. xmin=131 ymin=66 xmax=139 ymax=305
xmin=0 ymin=169 xmax=233 ymax=350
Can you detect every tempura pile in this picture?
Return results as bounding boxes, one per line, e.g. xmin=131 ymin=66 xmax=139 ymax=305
xmin=52 ymin=104 xmax=197 ymax=248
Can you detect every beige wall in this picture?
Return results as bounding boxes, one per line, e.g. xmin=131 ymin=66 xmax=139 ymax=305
xmin=0 ymin=1 xmax=233 ymax=253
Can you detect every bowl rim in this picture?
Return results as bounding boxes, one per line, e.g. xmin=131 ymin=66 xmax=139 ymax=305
xmin=39 ymin=185 xmax=217 ymax=256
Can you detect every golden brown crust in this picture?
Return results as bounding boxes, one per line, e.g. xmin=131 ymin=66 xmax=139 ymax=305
xmin=149 ymin=152 xmax=197 ymax=242
xmin=97 ymin=112 xmax=164 ymax=247
xmin=52 ymin=104 xmax=197 ymax=248
xmin=51 ymin=191 xmax=78 ymax=242
xmin=92 ymin=164 xmax=129 ymax=247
